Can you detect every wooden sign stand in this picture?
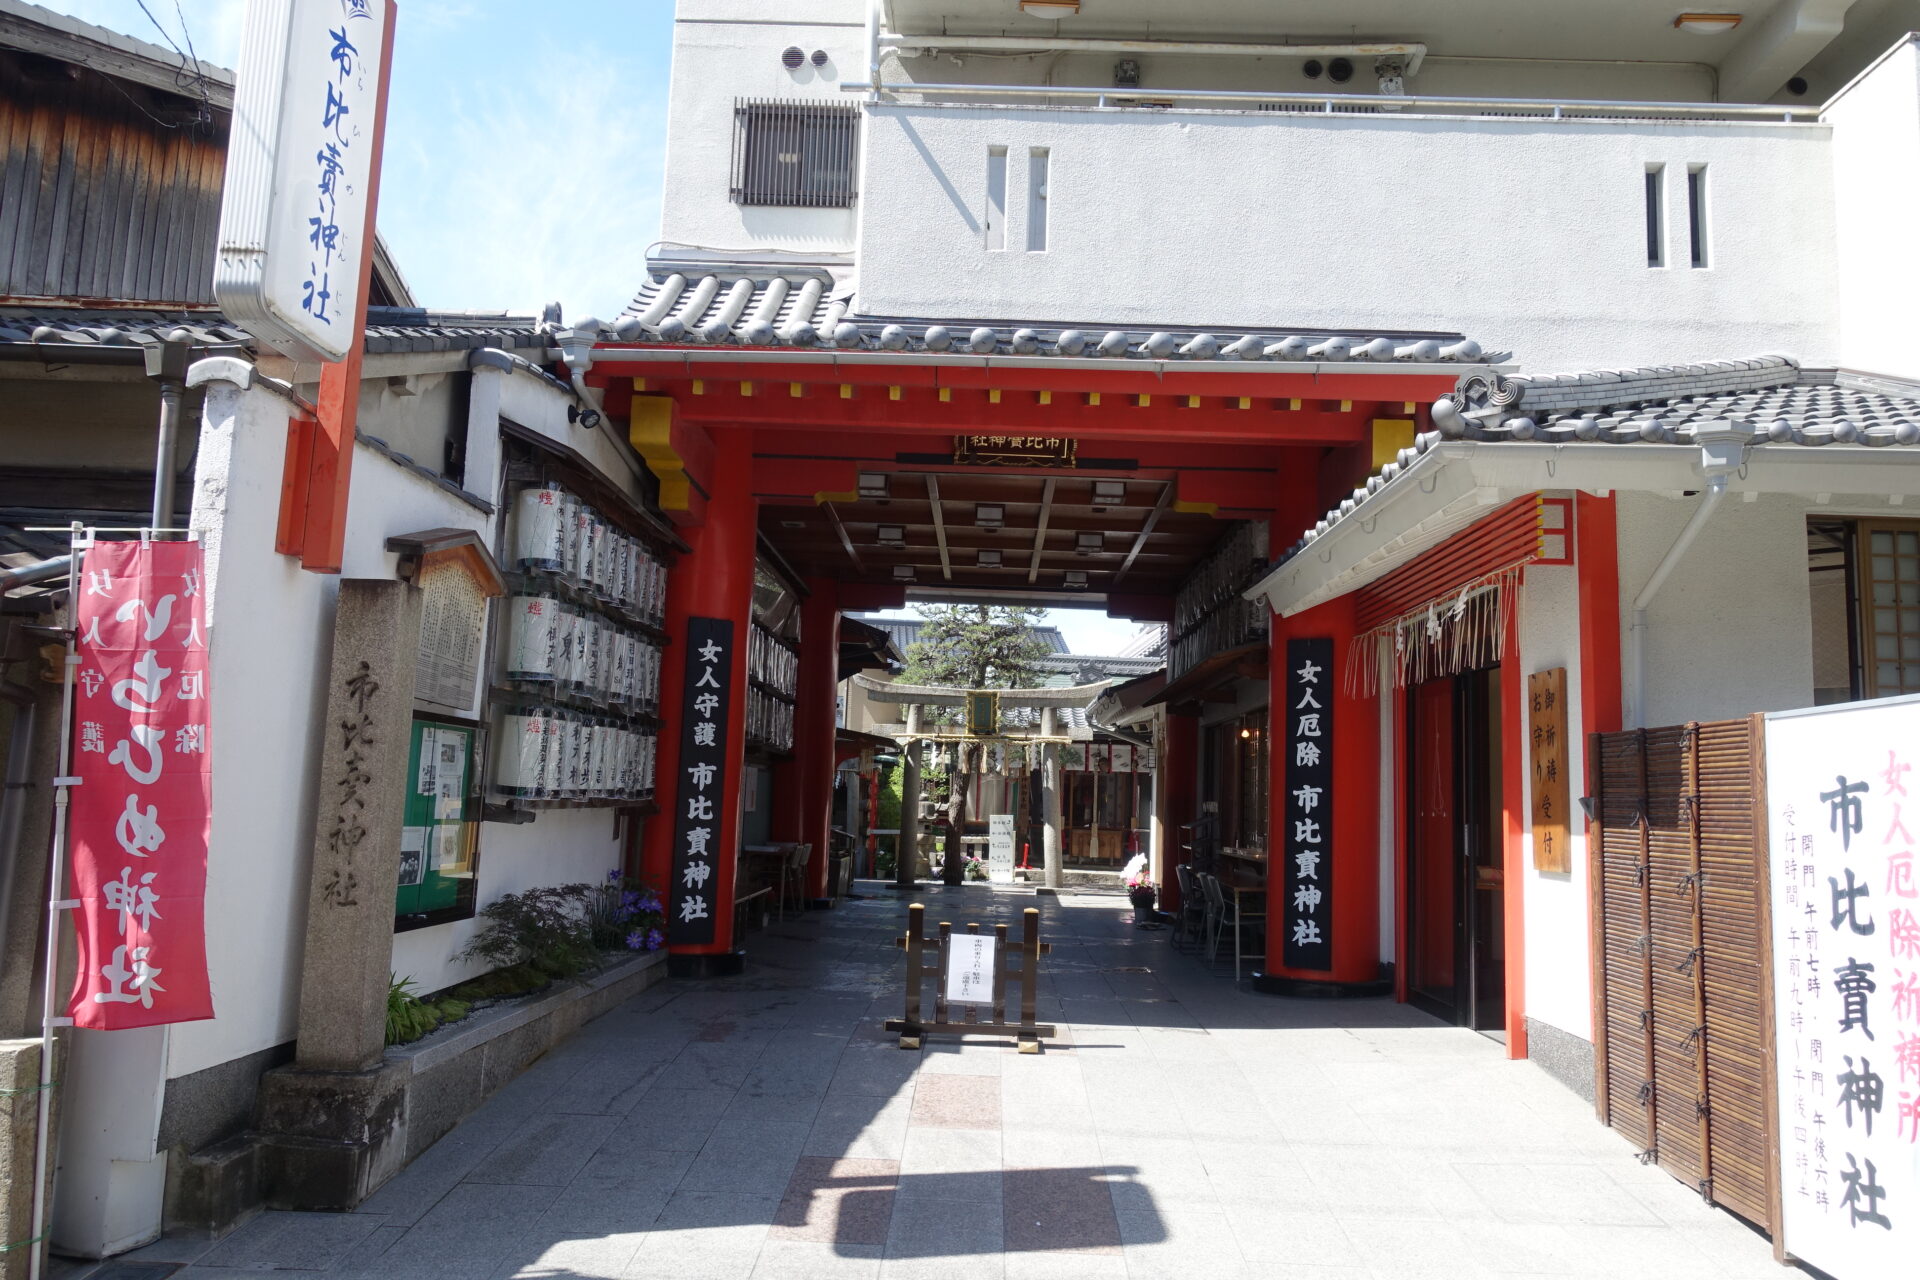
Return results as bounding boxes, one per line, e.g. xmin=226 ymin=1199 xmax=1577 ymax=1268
xmin=887 ymin=903 xmax=1054 ymax=1053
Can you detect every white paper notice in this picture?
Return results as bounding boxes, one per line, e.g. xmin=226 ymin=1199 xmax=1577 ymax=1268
xmin=1764 ymin=695 xmax=1919 ymax=1280
xmin=988 ymin=814 xmax=1016 ymax=885
xmin=945 ymin=934 xmax=997 ymax=1005
xmin=397 ymin=827 xmax=427 ymax=887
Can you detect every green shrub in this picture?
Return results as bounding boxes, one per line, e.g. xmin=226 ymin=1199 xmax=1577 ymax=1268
xmin=463 ymin=877 xmax=668 ymax=982
xmin=384 ymin=975 xmax=441 ymax=1045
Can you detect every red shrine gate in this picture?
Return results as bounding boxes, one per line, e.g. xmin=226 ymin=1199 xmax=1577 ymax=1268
xmin=584 ymin=332 xmax=1460 ymax=988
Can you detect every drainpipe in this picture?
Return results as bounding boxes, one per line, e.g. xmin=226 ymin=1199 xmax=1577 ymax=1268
xmin=552 ymin=322 xmax=606 ymax=431
xmin=865 ymin=0 xmax=881 ymax=99
xmin=143 ymin=338 xmax=192 ymax=529
xmin=882 ymin=34 xmax=1430 ymax=75
xmin=1624 ymin=424 xmax=1747 ymax=727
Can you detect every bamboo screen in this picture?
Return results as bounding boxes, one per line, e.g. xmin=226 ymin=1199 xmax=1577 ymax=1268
xmin=1588 ymin=716 xmax=1779 ymax=1236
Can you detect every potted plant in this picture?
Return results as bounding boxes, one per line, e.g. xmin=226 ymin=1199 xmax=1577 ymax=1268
xmin=1123 ymin=854 xmax=1156 ymax=924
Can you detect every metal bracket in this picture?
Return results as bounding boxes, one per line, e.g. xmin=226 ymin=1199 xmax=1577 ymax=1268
xmin=53 ymin=899 xmax=79 ymax=911
xmin=50 ymin=777 xmax=81 ymax=787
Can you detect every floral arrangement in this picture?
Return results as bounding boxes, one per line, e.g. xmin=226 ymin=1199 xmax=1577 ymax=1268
xmin=965 ymin=854 xmax=989 ymax=882
xmin=1122 ymin=853 xmax=1153 ymax=896
xmin=593 ymin=870 xmax=667 ymax=952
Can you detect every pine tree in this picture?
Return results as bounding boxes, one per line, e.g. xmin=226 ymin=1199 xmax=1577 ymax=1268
xmin=896 ymin=605 xmax=1052 ymax=883
xmin=899 ymin=604 xmax=1051 ymax=690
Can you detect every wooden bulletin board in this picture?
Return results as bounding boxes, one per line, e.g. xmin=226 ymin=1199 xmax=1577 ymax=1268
xmin=1528 ymin=667 xmax=1570 ymax=872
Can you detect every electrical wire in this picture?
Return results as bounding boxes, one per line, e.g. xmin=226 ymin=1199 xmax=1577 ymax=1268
xmin=131 ymin=0 xmax=214 ymax=124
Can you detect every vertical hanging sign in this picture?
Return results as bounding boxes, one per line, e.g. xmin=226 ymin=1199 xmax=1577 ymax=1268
xmin=1528 ymin=667 xmax=1570 ymax=873
xmin=1281 ymin=637 xmax=1333 ymax=971
xmin=215 ymin=0 xmax=391 ymax=364
xmin=68 ymin=540 xmax=215 ymax=1028
xmin=1764 ymin=697 xmax=1918 ymax=1279
xmin=669 ymin=617 xmax=733 ymax=945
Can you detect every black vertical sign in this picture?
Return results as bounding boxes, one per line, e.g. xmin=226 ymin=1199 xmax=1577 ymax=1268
xmin=1281 ymin=637 xmax=1334 ymax=971
xmin=669 ymin=616 xmax=732 ymax=945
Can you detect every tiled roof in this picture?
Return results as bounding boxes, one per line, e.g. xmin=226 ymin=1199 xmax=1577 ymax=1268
xmin=1276 ymin=356 xmax=1920 ymax=564
xmin=609 ymin=263 xmax=1501 ymax=365
xmin=0 ymin=307 xmax=546 ymax=357
xmin=848 ymin=615 xmax=1071 ymax=656
xmin=1032 ymin=654 xmax=1165 ymax=680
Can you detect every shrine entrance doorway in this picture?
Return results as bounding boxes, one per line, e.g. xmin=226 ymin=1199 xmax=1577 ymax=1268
xmin=1406 ymin=666 xmax=1507 ymax=1034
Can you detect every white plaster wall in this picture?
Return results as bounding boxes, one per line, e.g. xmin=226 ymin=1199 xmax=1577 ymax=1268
xmin=1620 ymin=489 xmax=1920 ymax=727
xmin=165 ymin=361 xmax=645 ymax=1080
xmin=390 ymin=808 xmax=623 ymax=994
xmin=165 ymin=380 xmax=339 ymax=1082
xmin=1515 ymin=562 xmax=1590 ymax=1042
xmin=662 ymin=0 xmax=869 ymax=256
xmin=1617 ymin=490 xmax=1819 ymax=727
xmin=1825 ymin=36 xmax=1920 ymax=378
xmin=857 ymin=105 xmax=1838 ymax=371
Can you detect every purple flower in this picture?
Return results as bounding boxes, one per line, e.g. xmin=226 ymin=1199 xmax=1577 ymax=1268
xmin=638 ymin=892 xmax=662 ymax=914
xmin=606 ymin=869 xmax=622 ymax=884
xmin=644 ymin=928 xmax=665 ymax=951
xmin=625 ymin=929 xmax=646 ymax=950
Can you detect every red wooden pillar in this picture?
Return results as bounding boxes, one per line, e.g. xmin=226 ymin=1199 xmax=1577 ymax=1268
xmin=797 ymin=577 xmax=842 ymax=903
xmin=1576 ymin=493 xmax=1623 ymax=1060
xmin=644 ymin=429 xmax=758 ymax=974
xmin=1156 ymin=711 xmax=1198 ymax=912
xmin=1260 ymin=594 xmax=1382 ymax=989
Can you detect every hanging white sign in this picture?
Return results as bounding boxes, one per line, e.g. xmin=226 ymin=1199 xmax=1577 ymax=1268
xmin=215 ymin=0 xmax=391 ymax=363
xmin=945 ymin=934 xmax=997 ymax=1005
xmin=1764 ymin=695 xmax=1919 ymax=1280
xmin=987 ymin=814 xmax=1016 ymax=884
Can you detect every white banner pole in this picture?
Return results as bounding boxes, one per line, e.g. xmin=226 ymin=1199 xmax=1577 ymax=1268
xmin=26 ymin=524 xmax=85 ymax=1280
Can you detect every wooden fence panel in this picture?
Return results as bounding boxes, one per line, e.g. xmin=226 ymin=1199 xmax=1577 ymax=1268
xmin=1588 ymin=716 xmax=1777 ymax=1237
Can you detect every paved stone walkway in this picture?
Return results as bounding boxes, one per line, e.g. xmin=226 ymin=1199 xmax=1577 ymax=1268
xmin=126 ymin=887 xmax=1791 ymax=1279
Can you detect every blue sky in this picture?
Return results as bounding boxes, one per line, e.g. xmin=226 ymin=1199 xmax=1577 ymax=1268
xmin=39 ymin=0 xmax=673 ymax=321
xmin=38 ymin=1 xmax=1150 ymax=655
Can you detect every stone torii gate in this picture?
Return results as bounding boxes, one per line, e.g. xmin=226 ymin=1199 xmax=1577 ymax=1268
xmin=851 ymin=675 xmax=1114 ymax=890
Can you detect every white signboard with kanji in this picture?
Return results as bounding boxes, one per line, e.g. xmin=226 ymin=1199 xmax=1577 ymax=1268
xmin=987 ymin=814 xmax=1016 ymax=884
xmin=1764 ymin=695 xmax=1919 ymax=1278
xmin=215 ymin=0 xmax=390 ymax=363
xmin=945 ymin=934 xmax=996 ymax=1005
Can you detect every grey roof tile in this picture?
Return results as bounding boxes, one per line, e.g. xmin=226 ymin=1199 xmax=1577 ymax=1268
xmin=1271 ymin=356 xmax=1920 ymax=569
xmin=609 ymin=263 xmax=1502 ymax=365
